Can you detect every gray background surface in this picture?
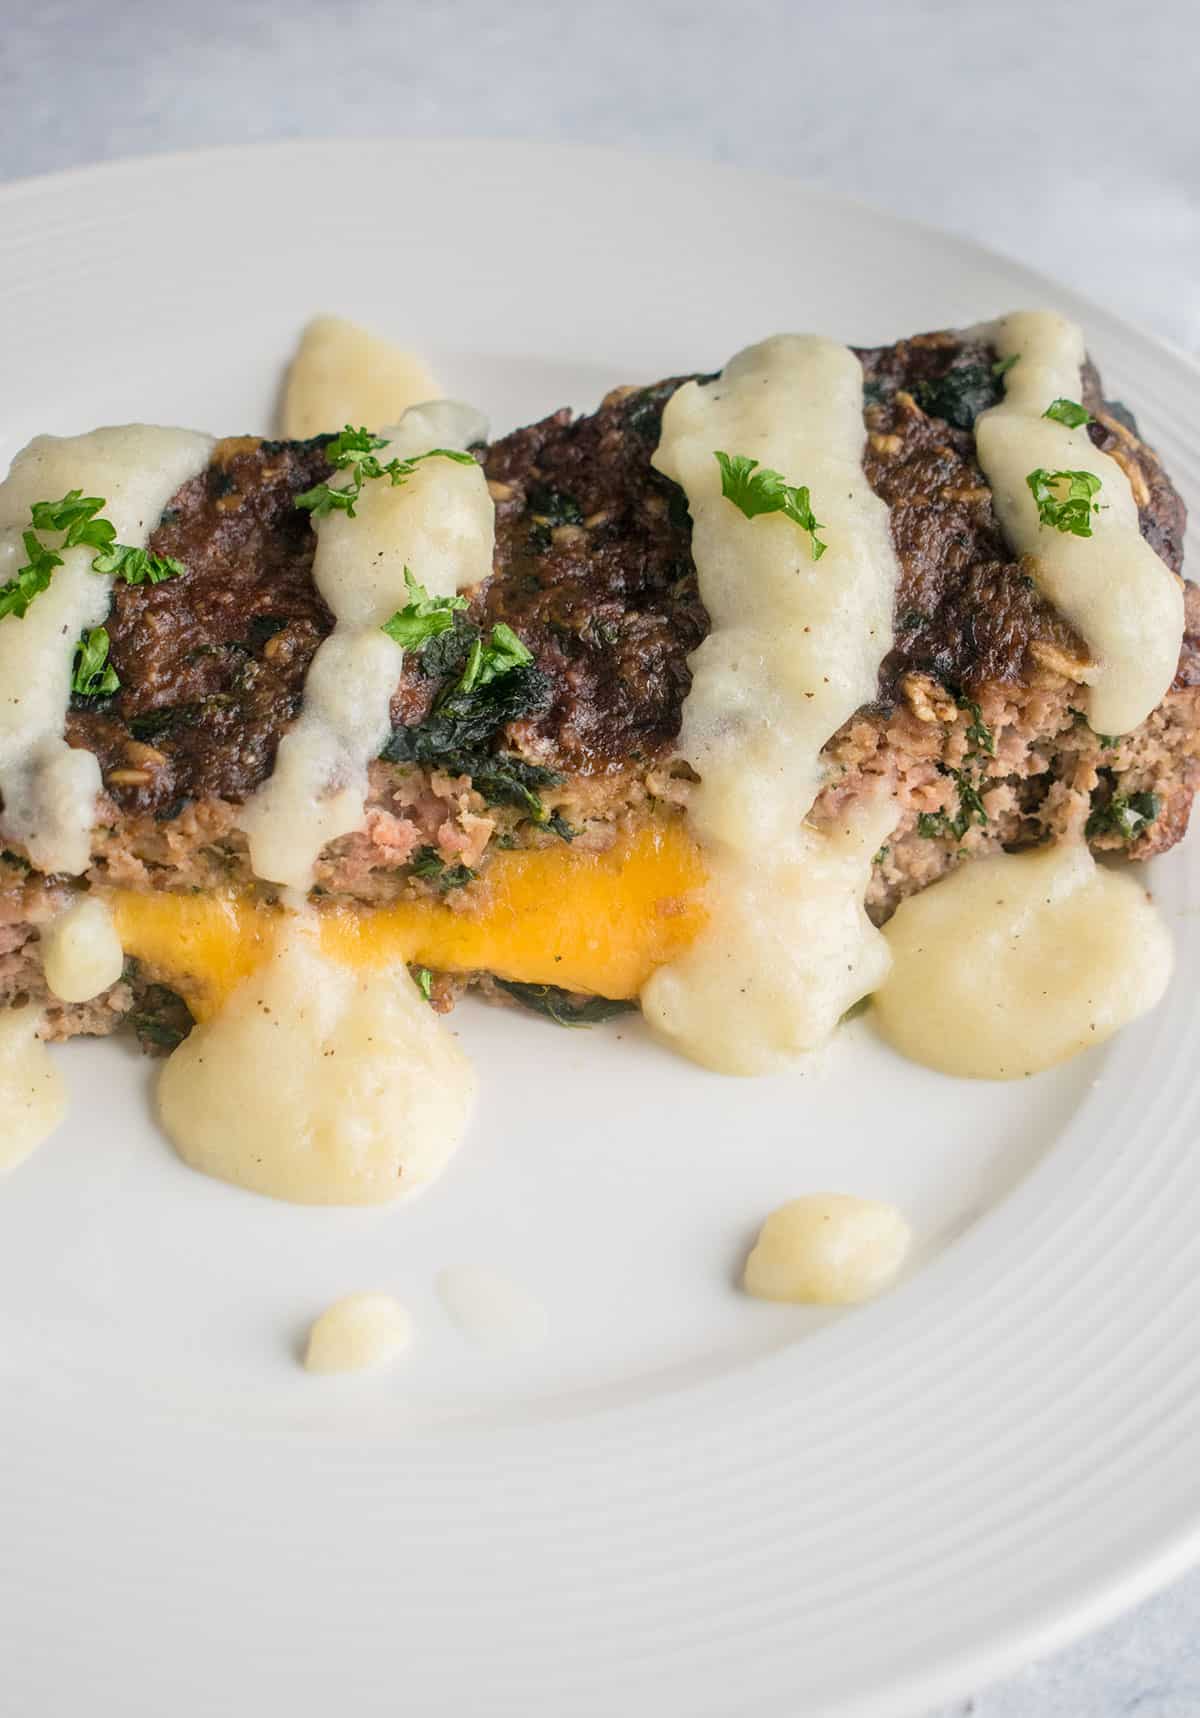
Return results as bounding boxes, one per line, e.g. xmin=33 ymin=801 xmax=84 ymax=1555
xmin=5 ymin=1 xmax=1199 ymax=1711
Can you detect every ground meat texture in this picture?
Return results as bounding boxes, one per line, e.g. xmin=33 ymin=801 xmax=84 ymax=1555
xmin=5 ymin=327 xmax=1199 ymax=1039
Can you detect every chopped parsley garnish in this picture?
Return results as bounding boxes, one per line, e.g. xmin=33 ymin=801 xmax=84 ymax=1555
xmin=380 ymin=567 xmax=468 ymax=649
xmin=1043 ymin=397 xmax=1092 ymax=430
xmin=1086 ymin=789 xmax=1160 ymax=842
xmin=71 ymin=626 xmax=119 ymax=697
xmin=992 ymin=354 xmax=1020 ymax=379
xmin=912 ymin=365 xmax=1004 ymax=430
xmin=917 ymin=769 xmax=989 ymax=841
xmin=381 ymin=611 xmax=574 ymax=840
xmin=457 ymin=622 xmax=532 ymax=693
xmin=494 ymin=980 xmax=637 ymax=1028
xmin=413 ymin=966 xmax=434 ymax=1001
xmin=409 ymin=846 xmax=447 ymax=879
xmin=0 ymin=533 xmax=61 ymax=620
xmin=1026 ymin=468 xmax=1103 ymax=537
xmin=407 ymin=847 xmax=477 ymax=891
xmin=440 ymin=863 xmax=477 ymax=890
xmin=295 ymin=426 xmax=475 ymax=519
xmin=91 ymin=544 xmax=186 ymax=584
xmin=30 ymin=490 xmax=114 ymax=551
xmin=713 ymin=452 xmax=827 ymax=561
xmin=957 ymin=696 xmax=996 ymax=758
xmin=0 ymin=488 xmax=185 ymax=622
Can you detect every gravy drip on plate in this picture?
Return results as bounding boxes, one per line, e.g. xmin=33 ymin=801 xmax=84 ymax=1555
xmin=0 ymin=427 xmax=212 ymax=874
xmin=873 ymin=842 xmax=1173 ymax=1078
xmin=641 ymin=336 xmax=901 ymax=1074
xmin=975 ymin=310 xmax=1184 ymax=736
xmin=0 ymin=1006 xmax=66 ymax=1170
xmin=158 ymin=918 xmax=475 ymax=1205
xmin=240 ymin=401 xmax=494 ymax=892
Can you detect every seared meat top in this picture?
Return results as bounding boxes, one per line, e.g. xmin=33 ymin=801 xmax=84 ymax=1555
xmin=59 ymin=332 xmax=1190 ymax=821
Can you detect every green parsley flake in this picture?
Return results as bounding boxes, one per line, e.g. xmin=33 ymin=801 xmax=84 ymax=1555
xmin=0 ymin=532 xmax=61 ymax=620
xmin=30 ymin=490 xmax=114 ymax=552
xmin=0 ymin=489 xmax=186 ymax=623
xmin=1025 ymin=467 xmax=1103 ymax=537
xmin=91 ymin=543 xmax=186 ymax=585
xmin=1086 ymin=790 xmax=1159 ymax=842
xmin=380 ymin=567 xmax=468 ymax=649
xmin=413 ymin=966 xmax=434 ymax=1002
xmin=296 ymin=427 xmax=476 ymax=520
xmin=992 ymin=354 xmax=1020 ymax=379
xmin=957 ymin=696 xmax=996 ymax=758
xmin=458 ymin=621 xmax=532 ymax=694
xmin=713 ymin=451 xmax=827 ymax=561
xmin=916 ymin=769 xmax=989 ymax=841
xmin=71 ymin=626 xmax=119 ymax=697
xmin=1042 ymin=397 xmax=1092 ymax=430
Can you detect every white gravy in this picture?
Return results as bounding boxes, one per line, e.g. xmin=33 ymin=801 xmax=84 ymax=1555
xmin=0 ymin=1007 xmax=66 ymax=1171
xmin=743 ymin=1194 xmax=912 ymax=1305
xmin=157 ymin=920 xmax=475 ymax=1204
xmin=40 ymin=895 xmax=124 ymax=1004
xmin=281 ymin=315 xmax=442 ymax=440
xmin=640 ymin=335 xmax=901 ymax=1073
xmin=975 ymin=311 xmax=1183 ymax=736
xmin=873 ymin=842 xmax=1174 ymax=1079
xmin=303 ymin=1292 xmax=412 ymax=1374
xmin=0 ymin=427 xmax=213 ymax=874
xmin=239 ymin=401 xmax=493 ymax=891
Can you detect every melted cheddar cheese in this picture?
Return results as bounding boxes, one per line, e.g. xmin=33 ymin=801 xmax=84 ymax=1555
xmin=105 ymin=820 xmax=707 ymax=1021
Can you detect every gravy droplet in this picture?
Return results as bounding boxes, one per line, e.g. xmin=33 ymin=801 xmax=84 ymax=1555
xmin=41 ymin=896 xmax=123 ymax=1004
xmin=743 ymin=1194 xmax=912 ymax=1305
xmin=303 ymin=1293 xmax=412 ymax=1375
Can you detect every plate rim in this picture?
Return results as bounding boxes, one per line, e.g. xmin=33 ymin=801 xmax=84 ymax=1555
xmin=3 ymin=136 xmax=1199 ymax=1718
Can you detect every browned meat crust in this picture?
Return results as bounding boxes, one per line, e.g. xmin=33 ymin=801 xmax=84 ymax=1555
xmin=3 ymin=327 xmax=1197 ymax=1041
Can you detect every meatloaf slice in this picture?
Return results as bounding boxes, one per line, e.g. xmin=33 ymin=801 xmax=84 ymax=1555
xmin=2 ymin=329 xmax=1196 ymax=1045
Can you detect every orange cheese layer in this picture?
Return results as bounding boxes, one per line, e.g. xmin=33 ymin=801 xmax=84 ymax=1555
xmin=105 ymin=821 xmax=708 ymax=1022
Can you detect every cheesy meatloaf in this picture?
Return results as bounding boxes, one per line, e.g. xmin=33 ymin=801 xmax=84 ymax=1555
xmin=2 ymin=328 xmax=1197 ymax=1048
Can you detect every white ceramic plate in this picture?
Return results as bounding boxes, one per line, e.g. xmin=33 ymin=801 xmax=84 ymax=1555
xmin=2 ymin=141 xmax=1198 ymax=1718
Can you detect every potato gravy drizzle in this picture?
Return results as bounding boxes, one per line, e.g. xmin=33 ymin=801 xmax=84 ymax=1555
xmin=41 ymin=896 xmax=124 ymax=1005
xmin=975 ymin=310 xmax=1184 ymax=736
xmin=158 ymin=918 xmax=475 ymax=1205
xmin=240 ymin=400 xmax=494 ymax=892
xmin=0 ymin=1006 xmax=66 ymax=1171
xmin=641 ymin=336 xmax=901 ymax=1074
xmin=0 ymin=427 xmax=213 ymax=875
xmin=873 ymin=842 xmax=1173 ymax=1079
